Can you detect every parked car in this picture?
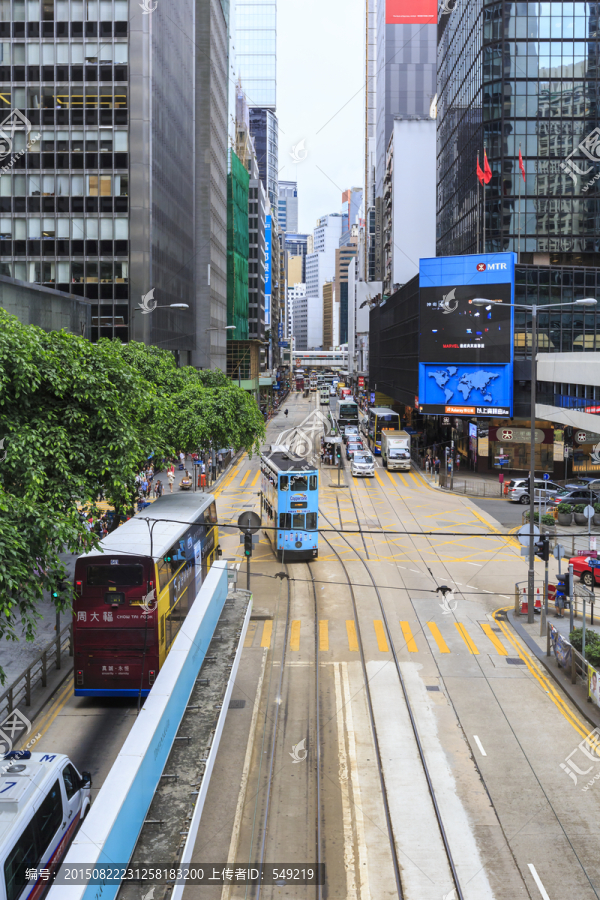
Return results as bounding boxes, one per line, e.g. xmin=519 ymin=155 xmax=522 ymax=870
xmin=351 ymin=451 xmax=375 ymax=477
xmin=506 ymin=478 xmax=568 ymax=505
xmin=346 ymin=440 xmax=364 ymax=460
xmin=565 ymin=477 xmax=600 ymax=492
xmin=343 ymin=425 xmax=359 ymax=444
xmin=569 ymin=552 xmax=600 ymax=587
xmin=551 ymin=488 xmax=600 ymax=507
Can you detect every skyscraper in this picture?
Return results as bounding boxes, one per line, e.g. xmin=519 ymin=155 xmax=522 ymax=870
xmin=437 ymin=1 xmax=600 ymax=263
xmin=278 ymin=180 xmax=298 ymax=232
xmin=0 ymin=0 xmax=229 ymax=369
xmin=235 ymin=0 xmax=276 ymax=109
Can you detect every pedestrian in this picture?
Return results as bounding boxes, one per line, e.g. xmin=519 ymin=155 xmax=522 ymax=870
xmin=179 ymin=450 xmax=185 ymax=467
xmin=217 ymin=451 xmax=223 ymax=473
xmin=142 ymin=477 xmax=148 ymax=497
xmin=555 ymin=590 xmax=565 ymax=618
xmin=425 ymin=456 xmax=431 ymax=474
xmin=156 ymin=479 xmax=163 ymax=498
xmin=167 ymin=469 xmax=175 ymax=493
xmin=455 ymin=454 xmax=460 ymax=472
xmin=434 ymin=457 xmax=440 ymax=477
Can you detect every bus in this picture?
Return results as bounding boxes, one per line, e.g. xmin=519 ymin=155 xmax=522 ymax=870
xmin=333 ymin=397 xmax=359 ymax=430
xmin=261 ymin=450 xmax=318 ymax=561
xmin=367 ymin=407 xmax=401 ymax=455
xmin=73 ymin=492 xmax=220 ymax=697
xmin=0 ymin=751 xmax=92 ymax=900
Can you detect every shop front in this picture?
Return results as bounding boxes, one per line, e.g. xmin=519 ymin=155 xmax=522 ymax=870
xmin=572 ymin=429 xmax=600 ymax=475
xmin=480 ymin=421 xmax=555 ymax=476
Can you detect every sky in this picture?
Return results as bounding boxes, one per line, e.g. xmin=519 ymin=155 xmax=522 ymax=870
xmin=276 ymin=0 xmax=365 ymax=235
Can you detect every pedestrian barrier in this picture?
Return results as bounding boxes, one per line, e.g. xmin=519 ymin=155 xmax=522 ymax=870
xmin=0 ymin=623 xmax=72 ymax=723
xmin=47 ymin=562 xmax=230 ymax=900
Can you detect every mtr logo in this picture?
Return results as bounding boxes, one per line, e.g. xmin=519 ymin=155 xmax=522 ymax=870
xmin=476 ymin=262 xmax=507 ymax=272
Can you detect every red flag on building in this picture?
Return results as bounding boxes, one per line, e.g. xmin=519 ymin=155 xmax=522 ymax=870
xmin=483 ymin=150 xmax=492 ymax=184
xmin=476 ymin=155 xmax=485 ymax=186
xmin=518 ymin=147 xmax=526 ymax=181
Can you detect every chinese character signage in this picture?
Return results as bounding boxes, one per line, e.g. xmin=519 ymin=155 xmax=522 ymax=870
xmin=418 ymin=253 xmax=515 ymax=417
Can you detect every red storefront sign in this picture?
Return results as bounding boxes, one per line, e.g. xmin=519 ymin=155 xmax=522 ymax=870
xmin=386 ymin=0 xmax=437 ymax=24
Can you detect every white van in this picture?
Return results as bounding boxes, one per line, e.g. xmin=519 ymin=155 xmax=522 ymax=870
xmin=0 ymin=751 xmax=92 ymax=900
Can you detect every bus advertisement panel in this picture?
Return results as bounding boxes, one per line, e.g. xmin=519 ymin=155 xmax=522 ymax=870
xmin=418 ymin=253 xmax=515 ymax=417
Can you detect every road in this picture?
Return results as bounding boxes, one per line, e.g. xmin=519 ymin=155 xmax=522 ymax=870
xmin=17 ymin=391 xmax=600 ymax=900
xmin=187 ymin=392 xmax=600 ymax=900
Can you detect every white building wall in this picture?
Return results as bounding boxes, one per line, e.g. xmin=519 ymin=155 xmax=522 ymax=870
xmin=306 ymin=296 xmax=323 ymax=350
xmin=390 ymin=118 xmax=436 ymax=287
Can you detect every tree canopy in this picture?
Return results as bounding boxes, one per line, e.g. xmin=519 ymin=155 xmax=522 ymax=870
xmin=0 ymin=310 xmax=265 ymax=680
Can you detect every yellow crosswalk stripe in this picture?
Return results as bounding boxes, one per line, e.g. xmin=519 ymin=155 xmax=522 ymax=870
xmin=251 ymin=470 xmax=260 ymax=487
xmin=240 ymin=471 xmax=250 ymax=486
xmin=397 ymin=473 xmax=409 ymax=487
xmin=455 ymin=622 xmax=479 ymax=654
xmin=409 ymin=472 xmax=423 ymax=487
xmin=260 ymin=620 xmax=272 ymax=648
xmin=244 ymin=621 xmax=258 ymax=648
xmin=346 ymin=620 xmax=359 ymax=651
xmin=319 ymin=620 xmax=329 ymax=651
xmin=353 ymin=477 xmax=358 ymax=487
xmin=373 ymin=620 xmax=389 ymax=652
xmin=290 ymin=620 xmax=301 ymax=651
xmin=481 ymin=623 xmax=508 ymax=656
xmin=374 ymin=470 xmax=385 ymax=487
xmin=400 ymin=621 xmax=418 ymax=652
xmin=427 ymin=622 xmax=451 ymax=653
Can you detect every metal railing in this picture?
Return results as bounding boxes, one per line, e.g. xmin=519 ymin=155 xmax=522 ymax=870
xmin=437 ymin=470 xmax=504 ymax=497
xmin=546 ymin=623 xmax=591 ymax=688
xmin=0 ymin=623 xmax=73 ymax=723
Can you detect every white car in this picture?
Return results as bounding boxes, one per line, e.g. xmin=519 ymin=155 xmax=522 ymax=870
xmin=351 ymin=451 xmax=375 ymax=477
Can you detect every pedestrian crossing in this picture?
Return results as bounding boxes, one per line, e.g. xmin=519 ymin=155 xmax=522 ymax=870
xmin=248 ymin=618 xmax=510 ymax=656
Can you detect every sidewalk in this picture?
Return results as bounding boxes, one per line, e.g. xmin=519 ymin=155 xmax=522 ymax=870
xmin=508 ymin=607 xmax=600 ymax=730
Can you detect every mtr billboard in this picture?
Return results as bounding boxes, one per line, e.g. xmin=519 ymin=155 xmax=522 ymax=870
xmin=418 ymin=253 xmax=516 ymax=417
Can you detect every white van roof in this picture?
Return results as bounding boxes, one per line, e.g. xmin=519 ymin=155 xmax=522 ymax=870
xmin=0 ymin=752 xmax=69 ymax=847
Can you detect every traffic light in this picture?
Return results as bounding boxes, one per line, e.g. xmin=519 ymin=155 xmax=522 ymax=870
xmin=244 ymin=533 xmax=253 ymax=558
xmin=556 ymin=571 xmax=573 ymax=602
xmin=51 ymin=581 xmax=69 ymax=601
xmin=534 ymin=536 xmax=550 ymax=561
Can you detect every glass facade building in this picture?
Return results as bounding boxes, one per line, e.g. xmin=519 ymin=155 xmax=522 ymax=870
xmin=438 ymin=0 xmax=600 ymax=264
xmin=235 ymin=0 xmax=276 ymax=109
xmin=249 ymin=106 xmax=278 ymax=213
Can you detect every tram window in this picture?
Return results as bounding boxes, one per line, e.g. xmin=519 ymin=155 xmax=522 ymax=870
xmin=87 ymin=565 xmax=143 ymax=586
xmin=290 ymin=475 xmax=308 ymax=491
xmin=279 ymin=513 xmax=291 ymax=529
xmin=309 ymin=475 xmax=317 ymax=490
xmin=306 ymin=513 xmax=317 ymax=530
xmin=292 ymin=513 xmax=305 ymax=529
xmin=207 ymin=502 xmax=218 ymax=524
xmin=280 ymin=475 xmax=289 ymax=491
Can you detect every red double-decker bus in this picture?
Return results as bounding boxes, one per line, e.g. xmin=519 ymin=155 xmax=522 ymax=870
xmin=73 ymin=492 xmax=220 ymax=697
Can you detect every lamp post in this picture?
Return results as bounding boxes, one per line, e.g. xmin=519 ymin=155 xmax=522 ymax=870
xmin=130 ymin=301 xmax=190 ymax=337
xmin=472 ymin=296 xmax=597 ymax=623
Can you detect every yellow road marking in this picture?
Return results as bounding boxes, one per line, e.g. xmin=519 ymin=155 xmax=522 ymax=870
xmin=18 ymin=678 xmax=74 ymax=748
xmin=290 ymin=620 xmax=301 ymax=651
xmin=374 ymin=470 xmax=385 ymax=488
xmin=455 ymin=622 xmax=479 ymax=654
xmin=427 ymin=622 xmax=451 ymax=653
xmin=481 ymin=623 xmax=508 ymax=656
xmin=319 ymin=620 xmax=329 ymax=651
xmin=409 ymin=472 xmax=423 ymax=487
xmin=353 ymin=477 xmax=358 ymax=487
xmin=400 ymin=621 xmax=418 ymax=652
xmin=346 ymin=620 xmax=359 ymax=651
xmin=240 ymin=471 xmax=250 ymax=486
xmin=373 ymin=620 xmax=389 ymax=652
xmin=493 ymin=606 xmax=593 ymax=741
xmin=260 ymin=620 xmax=273 ymax=648
xmin=251 ymin=470 xmax=260 ymax=487
xmin=244 ymin=621 xmax=258 ymax=648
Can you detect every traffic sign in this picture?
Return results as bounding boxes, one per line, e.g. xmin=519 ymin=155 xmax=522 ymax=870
xmin=543 ymin=473 xmax=550 ymax=480
xmin=237 ymin=511 xmax=261 ymax=535
xmin=553 ymin=544 xmax=566 ymax=560
xmin=584 ymin=504 xmax=595 ymax=520
xmin=517 ymin=523 xmax=540 ymax=547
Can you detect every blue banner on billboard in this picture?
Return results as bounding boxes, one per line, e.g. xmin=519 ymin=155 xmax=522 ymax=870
xmin=265 ymin=215 xmax=272 ymax=327
xmin=418 ymin=252 xmax=516 ymax=417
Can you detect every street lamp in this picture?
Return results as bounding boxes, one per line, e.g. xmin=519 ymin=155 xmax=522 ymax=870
xmin=472 ymin=296 xmax=598 ymax=623
xmin=205 ymin=325 xmax=236 ymax=331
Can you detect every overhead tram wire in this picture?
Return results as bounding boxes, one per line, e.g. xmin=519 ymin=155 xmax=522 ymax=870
xmin=317 ymin=510 xmax=465 ymax=900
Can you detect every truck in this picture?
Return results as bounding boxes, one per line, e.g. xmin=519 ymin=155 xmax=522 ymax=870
xmin=381 ymin=430 xmax=411 ymax=471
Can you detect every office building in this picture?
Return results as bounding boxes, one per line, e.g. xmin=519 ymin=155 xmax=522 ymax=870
xmin=287 ymin=254 xmax=303 ymax=287
xmin=383 ymin=118 xmax=436 ymax=295
xmin=0 ymin=0 xmax=229 ymax=369
xmin=322 ymin=280 xmax=337 ymax=350
xmin=335 ymin=239 xmax=358 ymax=345
xmin=285 ymin=232 xmax=309 ymax=281
xmin=437 ymin=1 xmax=600 ymax=263
xmin=278 ymin=180 xmax=298 ymax=232
xmin=249 ymin=176 xmax=267 ymax=343
xmin=227 ymin=149 xmax=249 ymax=341
xmin=235 ymin=0 xmax=276 ymax=109
xmin=341 ymin=187 xmax=362 ymax=238
xmin=249 ymin=108 xmax=279 ymax=217
xmin=289 ymin=282 xmax=306 ymax=348
xmin=365 ymin=0 xmax=377 ymax=281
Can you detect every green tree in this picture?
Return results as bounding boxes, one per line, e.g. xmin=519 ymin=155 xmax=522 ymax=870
xmin=0 ymin=313 xmax=265 ymax=682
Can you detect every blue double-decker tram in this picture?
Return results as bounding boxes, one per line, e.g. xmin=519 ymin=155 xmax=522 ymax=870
xmin=261 ymin=448 xmax=319 ymax=561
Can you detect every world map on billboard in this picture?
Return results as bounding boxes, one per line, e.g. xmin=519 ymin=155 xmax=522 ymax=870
xmin=428 ymin=366 xmax=500 ymax=404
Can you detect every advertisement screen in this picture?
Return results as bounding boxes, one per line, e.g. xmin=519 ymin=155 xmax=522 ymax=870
xmin=419 ymin=253 xmax=516 ymax=417
xmin=386 ymin=0 xmax=437 ymax=24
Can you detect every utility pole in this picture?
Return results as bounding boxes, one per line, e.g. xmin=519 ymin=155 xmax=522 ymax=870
xmin=528 ymin=305 xmax=537 ymax=624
